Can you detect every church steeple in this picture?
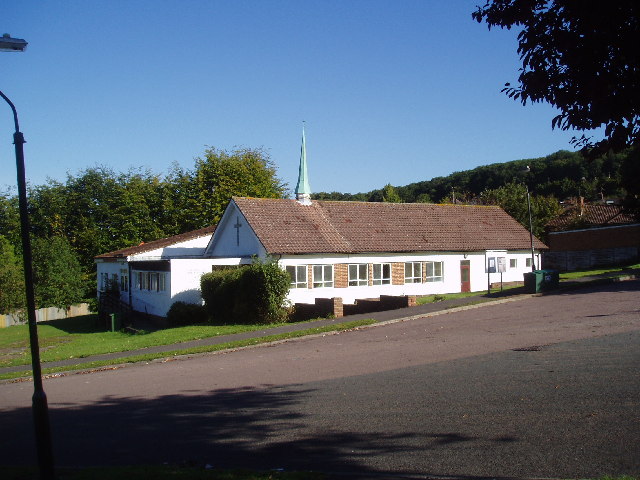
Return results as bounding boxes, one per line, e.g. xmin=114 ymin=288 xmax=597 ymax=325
xmin=295 ymin=124 xmax=312 ymax=205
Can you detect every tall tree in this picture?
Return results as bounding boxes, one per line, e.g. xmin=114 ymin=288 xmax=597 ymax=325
xmin=480 ymin=182 xmax=562 ymax=238
xmin=172 ymin=147 xmax=287 ymax=229
xmin=382 ymin=183 xmax=402 ymax=203
xmin=0 ymin=235 xmax=25 ymax=314
xmin=32 ymin=236 xmax=86 ymax=309
xmin=473 ymin=1 xmax=640 ymax=156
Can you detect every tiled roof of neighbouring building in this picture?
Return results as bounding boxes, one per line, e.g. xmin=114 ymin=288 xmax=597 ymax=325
xmin=233 ymin=197 xmax=547 ymax=255
xmin=95 ymin=225 xmax=216 ymax=259
xmin=546 ymin=204 xmax=636 ymax=232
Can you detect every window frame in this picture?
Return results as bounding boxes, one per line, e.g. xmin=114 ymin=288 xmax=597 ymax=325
xmin=425 ymin=261 xmax=444 ymax=282
xmin=286 ymin=265 xmax=308 ymax=289
xmin=372 ymin=263 xmax=391 ymax=285
xmin=404 ymin=262 xmax=422 ymax=284
xmin=312 ymin=264 xmax=334 ymax=288
xmin=348 ymin=264 xmax=368 ymax=286
xmin=510 ymin=258 xmax=517 ymax=269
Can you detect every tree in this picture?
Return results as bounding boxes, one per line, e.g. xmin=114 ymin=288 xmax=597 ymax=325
xmin=0 ymin=189 xmax=21 ymax=248
xmin=171 ymin=147 xmax=287 ymax=230
xmin=473 ymin=1 xmax=640 ymax=156
xmin=382 ymin=183 xmax=402 ymax=203
xmin=0 ymin=235 xmax=25 ymax=314
xmin=32 ymin=236 xmax=86 ymax=309
xmin=480 ymin=182 xmax=562 ymax=238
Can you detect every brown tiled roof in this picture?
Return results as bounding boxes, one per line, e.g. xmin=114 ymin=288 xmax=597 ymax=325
xmin=95 ymin=225 xmax=216 ymax=259
xmin=546 ymin=204 xmax=636 ymax=231
xmin=234 ymin=197 xmax=546 ymax=254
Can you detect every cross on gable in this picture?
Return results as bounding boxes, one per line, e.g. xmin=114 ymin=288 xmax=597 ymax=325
xmin=234 ymin=216 xmax=242 ymax=246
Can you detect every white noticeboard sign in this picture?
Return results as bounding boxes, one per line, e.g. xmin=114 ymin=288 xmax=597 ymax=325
xmin=485 ymin=250 xmax=507 ymax=274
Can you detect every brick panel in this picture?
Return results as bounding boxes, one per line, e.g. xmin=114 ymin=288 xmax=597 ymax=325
xmin=392 ymin=262 xmax=404 ymax=285
xmin=334 ymin=264 xmax=348 ymax=288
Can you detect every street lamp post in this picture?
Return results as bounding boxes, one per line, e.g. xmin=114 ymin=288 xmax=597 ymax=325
xmin=1 ymin=34 xmax=55 ymax=480
xmin=524 ymin=166 xmax=536 ymax=272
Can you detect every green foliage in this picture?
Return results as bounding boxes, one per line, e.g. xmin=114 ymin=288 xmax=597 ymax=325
xmin=0 ymin=146 xmax=288 ymax=304
xmin=201 ymin=268 xmax=244 ymax=322
xmin=315 ymin=149 xmax=631 ymax=214
xmin=0 ymin=235 xmax=25 ymax=314
xmin=473 ymin=1 xmax=640 ymax=156
xmin=32 ymin=236 xmax=86 ymax=309
xmin=170 ymin=147 xmax=287 ymax=231
xmin=381 ymin=183 xmax=402 ymax=203
xmin=201 ymin=258 xmax=290 ymax=325
xmin=166 ymin=301 xmax=208 ymax=326
xmin=479 ymin=182 xmax=562 ymax=238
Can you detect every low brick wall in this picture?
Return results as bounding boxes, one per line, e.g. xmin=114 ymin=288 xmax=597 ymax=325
xmin=292 ymin=297 xmax=343 ymax=321
xmin=294 ymin=295 xmax=416 ymax=320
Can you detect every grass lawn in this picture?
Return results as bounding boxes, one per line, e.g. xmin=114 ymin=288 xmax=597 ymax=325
xmin=416 ymin=262 xmax=639 ymax=305
xmin=0 ymin=317 xmax=376 ymax=381
xmin=0 ymin=315 xmax=287 ymax=368
xmin=0 ymin=315 xmax=375 ymax=370
xmin=558 ymin=263 xmax=639 ymax=280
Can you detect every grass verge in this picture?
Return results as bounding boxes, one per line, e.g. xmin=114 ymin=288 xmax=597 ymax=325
xmin=0 ymin=318 xmax=376 ymax=382
xmin=0 ymin=315 xmax=356 ymax=369
xmin=558 ymin=263 xmax=639 ymax=280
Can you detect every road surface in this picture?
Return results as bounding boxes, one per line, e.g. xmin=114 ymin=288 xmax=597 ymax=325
xmin=1 ymin=280 xmax=639 ymax=478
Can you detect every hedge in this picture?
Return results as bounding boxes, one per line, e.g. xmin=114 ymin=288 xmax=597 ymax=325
xmin=201 ymin=258 xmax=290 ymax=324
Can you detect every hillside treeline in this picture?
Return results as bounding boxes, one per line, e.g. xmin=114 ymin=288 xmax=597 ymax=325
xmin=314 ymin=149 xmax=628 ymax=204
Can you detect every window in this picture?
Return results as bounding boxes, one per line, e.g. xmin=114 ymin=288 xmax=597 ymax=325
xmin=312 ymin=265 xmax=333 ymax=288
xmin=526 ymin=257 xmax=532 ymax=268
xmin=136 ymin=272 xmax=167 ymax=292
xmin=120 ymin=269 xmax=129 ymax=292
xmin=100 ymin=272 xmax=109 ymax=291
xmin=348 ymin=264 xmax=368 ymax=286
xmin=286 ymin=265 xmax=307 ymax=289
xmin=404 ymin=262 xmax=422 ymax=283
xmin=425 ymin=261 xmax=444 ymax=282
xmin=372 ymin=263 xmax=391 ymax=285
xmin=510 ymin=258 xmax=517 ymax=269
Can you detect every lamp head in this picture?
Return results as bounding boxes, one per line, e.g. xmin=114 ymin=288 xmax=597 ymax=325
xmin=0 ymin=34 xmax=28 ymax=52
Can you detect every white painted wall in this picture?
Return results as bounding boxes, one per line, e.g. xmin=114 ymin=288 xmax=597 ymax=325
xmin=95 ymin=259 xmax=129 ymax=303
xmin=169 ymin=258 xmax=243 ymax=309
xmin=279 ymin=250 xmax=541 ymax=305
xmin=206 ymin=202 xmax=266 ymax=258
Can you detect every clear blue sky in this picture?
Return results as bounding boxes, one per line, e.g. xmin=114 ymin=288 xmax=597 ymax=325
xmin=2 ymin=0 xmax=585 ymax=196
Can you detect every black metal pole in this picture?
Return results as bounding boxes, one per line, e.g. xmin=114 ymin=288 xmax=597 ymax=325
xmin=526 ymin=189 xmax=536 ymax=272
xmin=1 ymin=89 xmax=55 ymax=480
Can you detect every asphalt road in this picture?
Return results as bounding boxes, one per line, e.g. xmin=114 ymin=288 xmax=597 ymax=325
xmin=1 ymin=280 xmax=639 ymax=479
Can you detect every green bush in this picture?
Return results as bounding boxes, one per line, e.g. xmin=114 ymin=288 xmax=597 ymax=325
xmin=201 ymin=258 xmax=290 ymax=324
xmin=166 ymin=301 xmax=208 ymax=326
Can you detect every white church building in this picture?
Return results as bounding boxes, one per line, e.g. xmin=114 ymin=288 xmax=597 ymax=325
xmin=96 ymin=130 xmax=546 ymax=318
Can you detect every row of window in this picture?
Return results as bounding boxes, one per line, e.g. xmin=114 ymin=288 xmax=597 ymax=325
xmin=136 ymin=272 xmax=167 ymax=292
xmin=286 ymin=262 xmax=444 ymax=289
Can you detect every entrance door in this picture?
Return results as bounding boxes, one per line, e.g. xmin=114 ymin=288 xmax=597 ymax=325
xmin=460 ymin=260 xmax=470 ymax=292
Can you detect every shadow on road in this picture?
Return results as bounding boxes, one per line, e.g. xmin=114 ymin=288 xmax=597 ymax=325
xmin=0 ymin=382 xmax=526 ymax=477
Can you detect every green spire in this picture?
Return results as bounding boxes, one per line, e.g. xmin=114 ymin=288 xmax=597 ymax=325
xmin=295 ymin=124 xmax=311 ymax=201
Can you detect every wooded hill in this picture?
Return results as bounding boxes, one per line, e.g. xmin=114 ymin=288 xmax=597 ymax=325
xmin=313 ymin=149 xmax=628 ymax=204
